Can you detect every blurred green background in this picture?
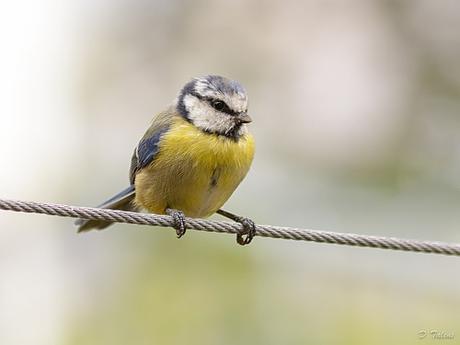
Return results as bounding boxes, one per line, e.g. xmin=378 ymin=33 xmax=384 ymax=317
xmin=1 ymin=1 xmax=460 ymax=344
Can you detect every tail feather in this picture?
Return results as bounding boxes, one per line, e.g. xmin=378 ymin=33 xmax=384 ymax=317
xmin=76 ymin=185 xmax=136 ymax=233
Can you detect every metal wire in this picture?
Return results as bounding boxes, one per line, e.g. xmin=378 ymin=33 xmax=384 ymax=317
xmin=0 ymin=198 xmax=459 ymax=256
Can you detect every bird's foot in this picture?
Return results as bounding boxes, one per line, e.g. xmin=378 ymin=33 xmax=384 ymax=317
xmin=234 ymin=216 xmax=256 ymax=246
xmin=216 ymin=209 xmax=256 ymax=246
xmin=165 ymin=208 xmax=187 ymax=238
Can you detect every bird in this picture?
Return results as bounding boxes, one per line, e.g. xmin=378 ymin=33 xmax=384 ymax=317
xmin=75 ymin=75 xmax=256 ymax=245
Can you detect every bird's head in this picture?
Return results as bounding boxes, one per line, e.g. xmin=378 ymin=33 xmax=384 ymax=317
xmin=177 ymin=75 xmax=251 ymax=139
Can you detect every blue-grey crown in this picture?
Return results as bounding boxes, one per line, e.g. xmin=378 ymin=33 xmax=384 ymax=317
xmin=177 ymin=75 xmax=247 ymax=118
xmin=197 ymin=75 xmax=246 ymax=96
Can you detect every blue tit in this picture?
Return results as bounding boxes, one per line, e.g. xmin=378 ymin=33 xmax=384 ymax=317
xmin=76 ymin=75 xmax=256 ymax=245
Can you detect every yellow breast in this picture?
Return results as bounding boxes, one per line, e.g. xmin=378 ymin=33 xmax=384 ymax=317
xmin=134 ymin=117 xmax=255 ymax=218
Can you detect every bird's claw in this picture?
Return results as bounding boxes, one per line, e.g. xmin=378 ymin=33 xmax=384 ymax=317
xmin=235 ymin=217 xmax=256 ymax=246
xmin=166 ymin=208 xmax=187 ymax=238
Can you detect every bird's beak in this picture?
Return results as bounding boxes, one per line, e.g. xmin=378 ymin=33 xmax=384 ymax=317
xmin=237 ymin=112 xmax=252 ymax=124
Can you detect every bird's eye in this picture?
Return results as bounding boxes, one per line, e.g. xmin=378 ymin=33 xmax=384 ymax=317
xmin=211 ymin=100 xmax=225 ymax=111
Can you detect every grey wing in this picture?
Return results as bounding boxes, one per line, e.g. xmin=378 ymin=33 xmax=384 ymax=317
xmin=129 ymin=109 xmax=175 ymax=184
xmin=75 ymin=185 xmax=135 ymax=232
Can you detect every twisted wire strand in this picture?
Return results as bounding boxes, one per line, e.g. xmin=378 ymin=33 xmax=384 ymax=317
xmin=0 ymin=198 xmax=460 ymax=256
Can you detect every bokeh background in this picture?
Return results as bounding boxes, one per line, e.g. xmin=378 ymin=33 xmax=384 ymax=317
xmin=1 ymin=1 xmax=460 ymax=344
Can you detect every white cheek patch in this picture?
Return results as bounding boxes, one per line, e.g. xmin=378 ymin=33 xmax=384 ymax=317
xmin=183 ymin=95 xmax=236 ymax=135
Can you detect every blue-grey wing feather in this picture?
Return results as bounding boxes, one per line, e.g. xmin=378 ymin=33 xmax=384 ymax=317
xmin=75 ymin=185 xmax=136 ymax=232
xmin=76 ymin=109 xmax=176 ymax=233
xmin=129 ymin=109 xmax=174 ymax=184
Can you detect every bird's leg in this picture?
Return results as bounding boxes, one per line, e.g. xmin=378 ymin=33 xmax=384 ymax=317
xmin=165 ymin=208 xmax=187 ymax=238
xmin=217 ymin=209 xmax=256 ymax=245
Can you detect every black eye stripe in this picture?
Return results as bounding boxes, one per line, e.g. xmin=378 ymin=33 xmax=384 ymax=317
xmin=189 ymin=91 xmax=238 ymax=116
xmin=211 ymin=99 xmax=233 ymax=114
